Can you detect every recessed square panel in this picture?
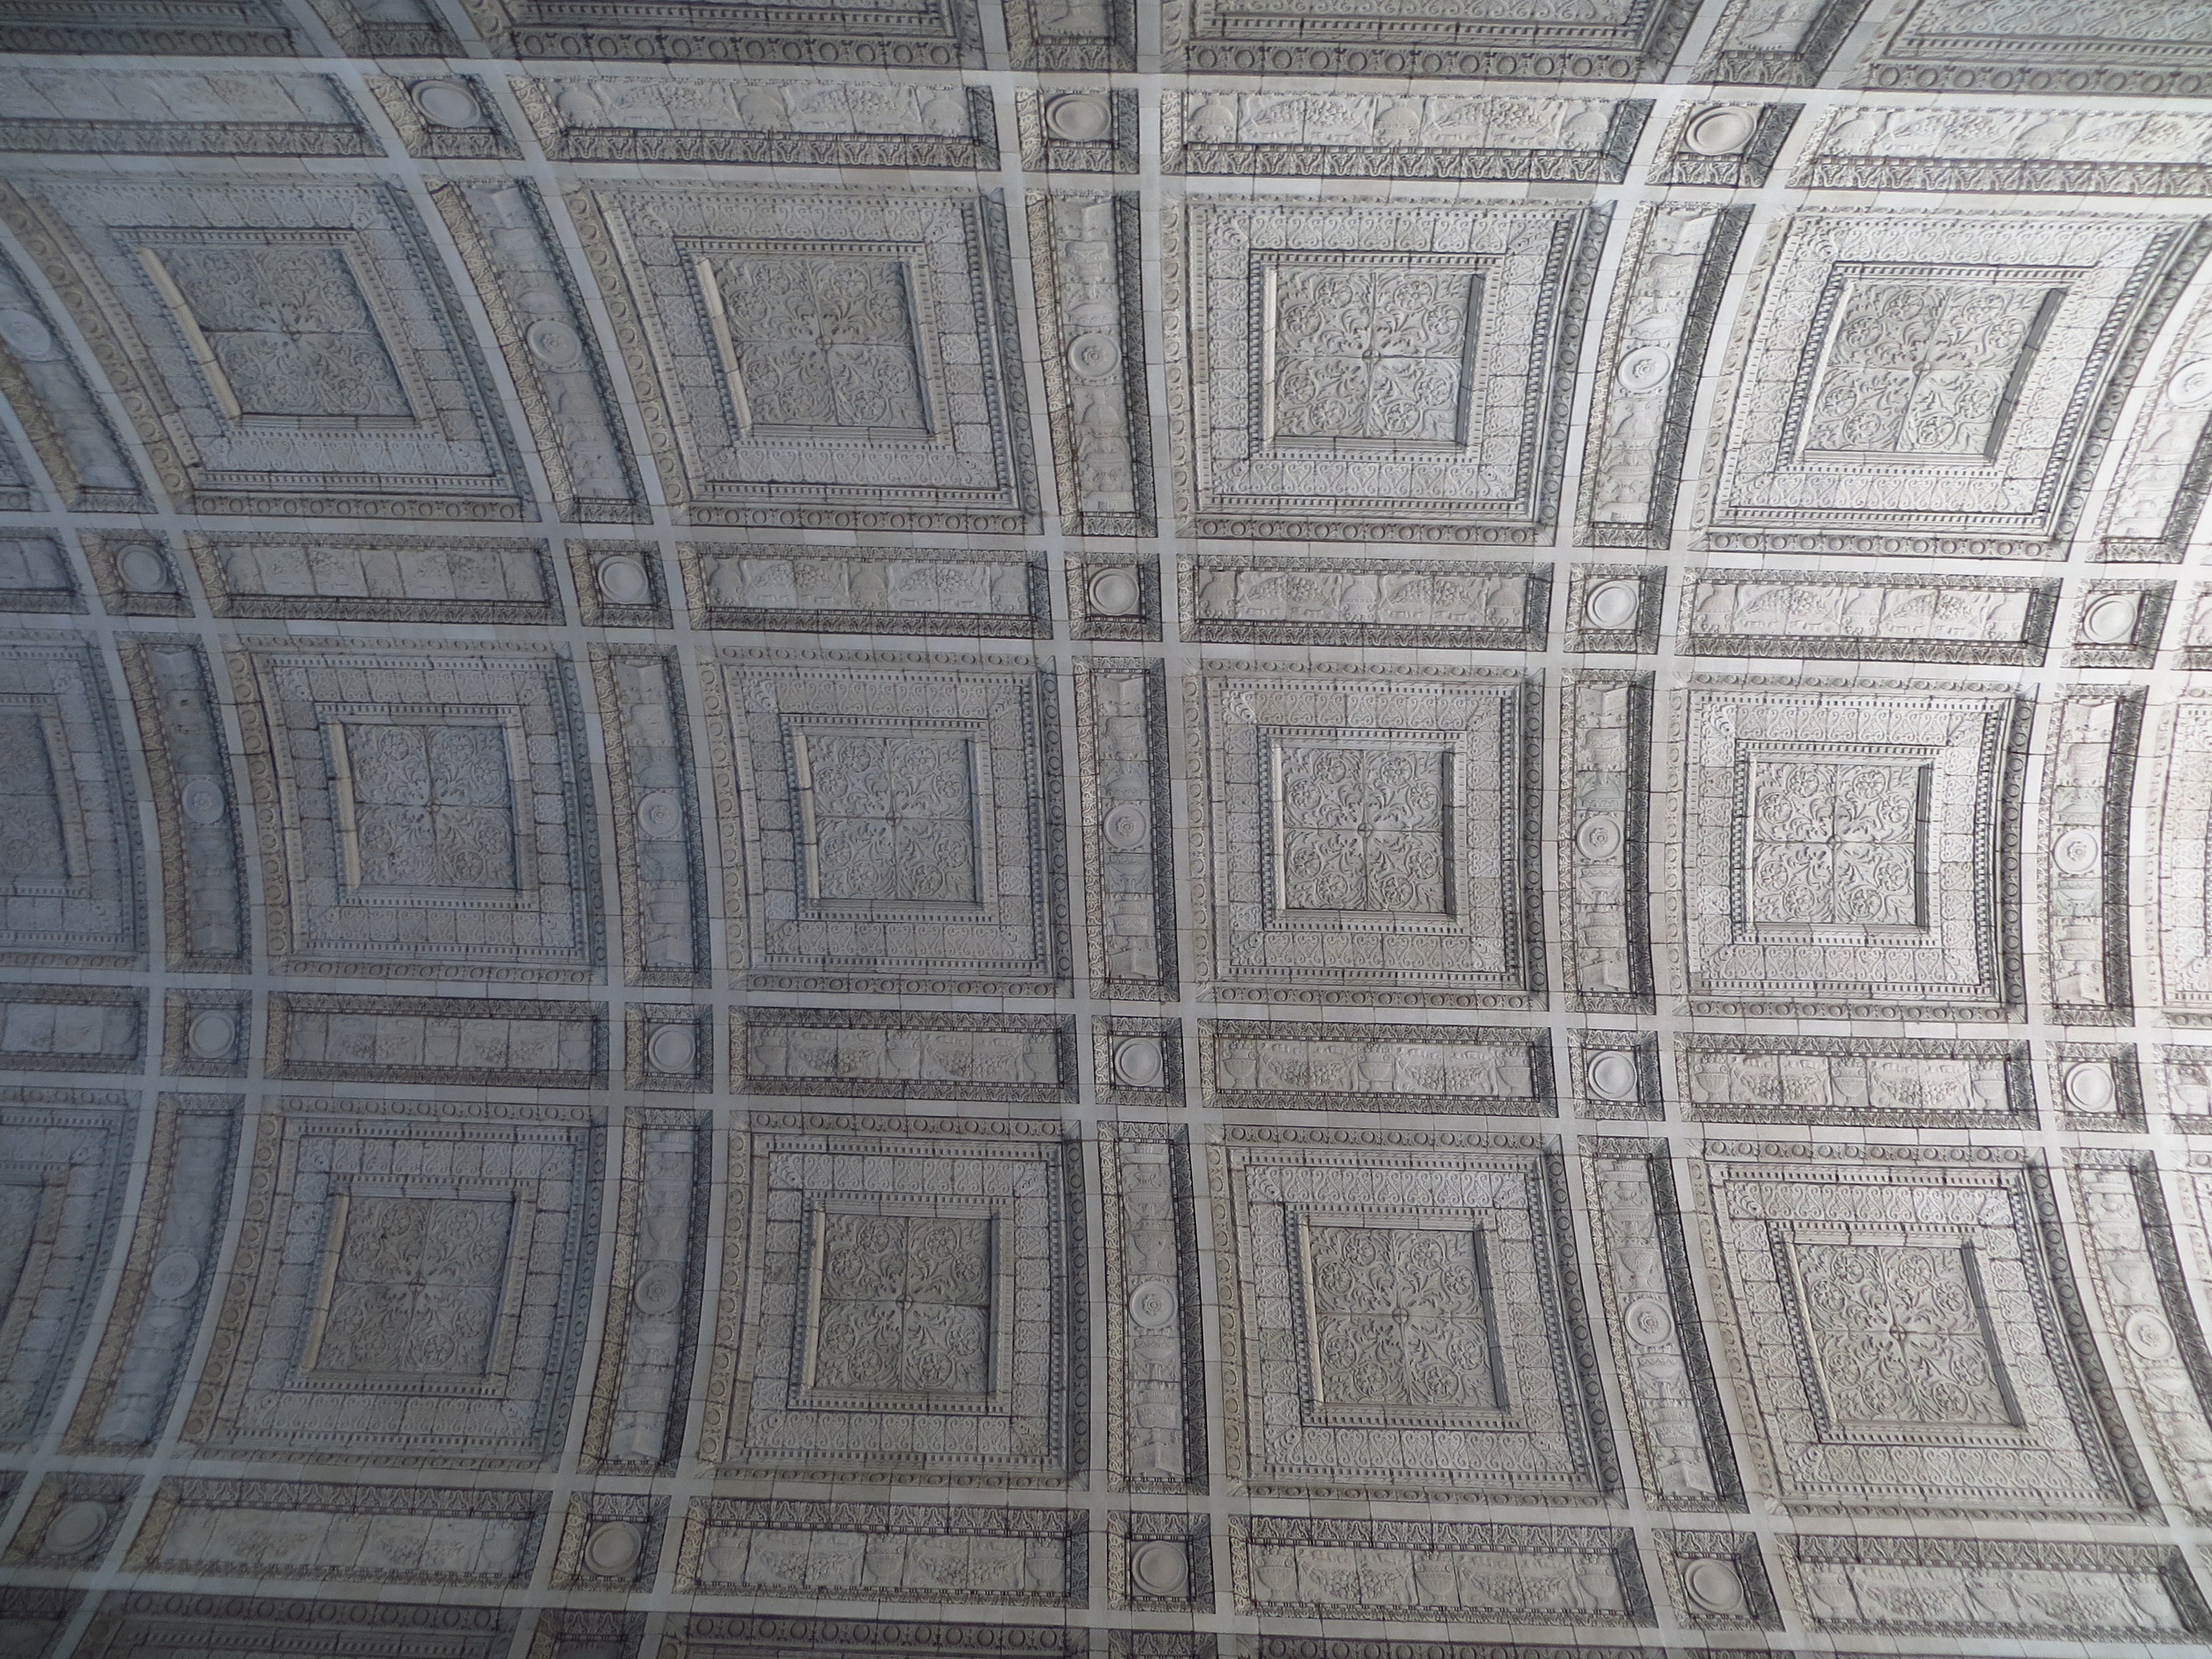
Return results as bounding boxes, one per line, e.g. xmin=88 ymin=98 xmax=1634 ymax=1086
xmin=185 ymin=1102 xmax=595 ymax=1467
xmin=1700 ymin=211 xmax=2199 ymax=555
xmin=1171 ymin=201 xmax=1601 ymax=541
xmin=235 ymin=646 xmax=596 ymax=981
xmin=1680 ymin=680 xmax=2024 ymax=1018
xmin=1194 ymin=667 xmax=1538 ymax=1006
xmin=574 ymin=187 xmax=1033 ymax=533
xmin=706 ymin=1121 xmax=1075 ymax=1483
xmin=0 ymin=177 xmax=526 ymax=519
xmin=1701 ymin=1143 xmax=2142 ymax=1517
xmin=710 ymin=655 xmax=1064 ymax=996
xmin=1216 ymin=1129 xmax=1612 ymax=1502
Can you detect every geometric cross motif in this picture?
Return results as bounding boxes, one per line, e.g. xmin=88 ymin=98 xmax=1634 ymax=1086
xmin=1268 ymin=263 xmax=1479 ymax=449
xmin=305 ymin=1194 xmax=517 ymax=1380
xmin=705 ymin=253 xmax=930 ymax=437
xmin=1300 ymin=1220 xmax=1502 ymax=1417
xmin=1789 ymin=1240 xmax=2018 ymax=1432
xmin=1801 ymin=278 xmax=2061 ymax=462
xmin=334 ymin=722 xmax=518 ymax=895
xmin=1275 ymin=744 xmax=1450 ymax=916
xmin=1743 ymin=757 xmax=1926 ymax=931
xmin=803 ymin=1210 xmax=995 ymax=1404
xmin=793 ymin=732 xmax=979 ymax=907
xmin=139 ymin=242 xmax=418 ymax=426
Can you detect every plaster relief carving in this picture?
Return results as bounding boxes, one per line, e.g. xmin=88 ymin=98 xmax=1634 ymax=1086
xmin=119 ymin=636 xmax=246 ymax=972
xmin=1585 ymin=1143 xmax=1739 ymax=1508
xmin=1701 ymin=1141 xmax=2149 ymax=1517
xmin=0 ymin=636 xmax=139 ymax=966
xmin=1700 ymin=209 xmax=2204 ymax=556
xmin=1678 ymin=680 xmax=2026 ymax=1018
xmin=1182 ymin=553 xmax=1545 ymax=649
xmin=1686 ymin=572 xmax=2058 ymax=664
xmin=520 ymin=74 xmax=994 ymax=167
xmin=234 ymin=644 xmax=598 ymax=980
xmin=1229 ymin=1515 xmax=1645 ymax=1621
xmin=707 ymin=654 xmax=1064 ymax=996
xmin=1165 ymin=0 xmax=1698 ymax=78
xmin=185 ymin=1099 xmax=596 ymax=1466
xmin=681 ymin=543 xmax=1046 ymax=637
xmin=1191 ymin=666 xmax=1540 ymax=1005
xmin=572 ymin=186 xmax=1033 ymax=532
xmin=1170 ymin=199 xmax=1603 ymax=541
xmin=1102 ymin=1128 xmax=1202 ymax=1489
xmin=1073 ymin=661 xmax=1174 ymax=994
xmin=1029 ymin=192 xmax=1152 ymax=536
xmin=704 ymin=1117 xmax=1079 ymax=1484
xmin=1215 ymin=1127 xmax=1612 ymax=1502
xmin=0 ymin=175 xmax=528 ymax=518
xmin=0 ymin=1092 xmax=132 ymax=1448
xmin=1165 ymin=92 xmax=1647 ymax=181
xmin=1582 ymin=204 xmax=1747 ymax=548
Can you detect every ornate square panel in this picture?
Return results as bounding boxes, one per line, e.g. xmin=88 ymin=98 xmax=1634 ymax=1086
xmin=1190 ymin=665 xmax=1539 ymax=1006
xmin=0 ymin=177 xmax=526 ymax=520
xmin=1169 ymin=201 xmax=1602 ymax=542
xmin=1699 ymin=1141 xmax=2147 ymax=1517
xmin=1678 ymin=680 xmax=2026 ymax=1018
xmin=183 ymin=1099 xmax=596 ymax=1468
xmin=0 ymin=1091 xmax=132 ymax=1448
xmin=707 ymin=653 xmax=1064 ymax=997
xmin=704 ymin=1116 xmax=1079 ymax=1485
xmin=1699 ymin=210 xmax=2201 ymax=556
xmin=233 ymin=644 xmax=598 ymax=982
xmin=1213 ymin=1127 xmax=1613 ymax=1502
xmin=573 ymin=187 xmax=1033 ymax=534
xmin=0 ymin=638 xmax=139 ymax=967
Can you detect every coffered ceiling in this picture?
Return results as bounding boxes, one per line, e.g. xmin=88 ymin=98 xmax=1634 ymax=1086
xmin=0 ymin=0 xmax=2210 ymax=1655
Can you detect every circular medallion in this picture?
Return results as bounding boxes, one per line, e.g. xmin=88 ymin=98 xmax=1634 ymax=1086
xmin=2081 ymin=591 xmax=2140 ymax=645
xmin=117 ymin=544 xmax=171 ymax=593
xmin=180 ymin=777 xmax=226 ymax=826
xmin=1112 ymin=1035 xmax=1164 ymax=1087
xmin=1128 ymin=1278 xmax=1178 ymax=1329
xmin=582 ymin=1519 xmax=644 ymax=1578
xmin=1686 ymin=105 xmax=1756 ymax=156
xmin=1583 ymin=578 xmax=1641 ymax=630
xmin=1087 ymin=567 xmax=1141 ymax=616
xmin=2128 ymin=1309 xmax=2177 ymax=1360
xmin=2170 ymin=359 xmax=2212 ymax=409
xmin=1616 ymin=344 xmax=1673 ymax=392
xmin=637 ymin=791 xmax=683 ymax=841
xmin=1044 ymin=91 xmax=1113 ymax=143
xmin=1130 ymin=1540 xmax=1188 ymax=1598
xmin=1624 ymin=1294 xmax=1675 ymax=1347
xmin=0 ymin=307 xmax=57 ymax=362
xmin=150 ymin=1249 xmax=202 ymax=1302
xmin=410 ymin=78 xmax=484 ymax=128
xmin=2053 ymin=828 xmax=2101 ymax=877
xmin=1102 ymin=802 xmax=1150 ymax=850
xmin=646 ymin=1023 xmax=696 ymax=1076
xmin=1682 ymin=1555 xmax=1745 ymax=1617
xmin=1576 ymin=814 xmax=1624 ymax=860
xmin=2062 ymin=1060 xmax=2116 ymax=1110
xmin=187 ymin=1010 xmax=236 ymax=1060
xmin=1066 ymin=331 xmax=1121 ymax=381
xmin=632 ymin=1263 xmax=683 ymax=1317
xmin=43 ymin=1502 xmax=109 ymax=1559
xmin=1586 ymin=1049 xmax=1640 ymax=1102
xmin=525 ymin=317 xmax=585 ymax=371
xmin=595 ymin=556 xmax=651 ymax=606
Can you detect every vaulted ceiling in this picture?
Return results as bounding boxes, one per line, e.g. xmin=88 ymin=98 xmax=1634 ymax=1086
xmin=1 ymin=1 xmax=2211 ymax=1655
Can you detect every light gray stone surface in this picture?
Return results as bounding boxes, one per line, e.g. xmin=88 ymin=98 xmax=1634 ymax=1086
xmin=3 ymin=4 xmax=2212 ymax=1655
